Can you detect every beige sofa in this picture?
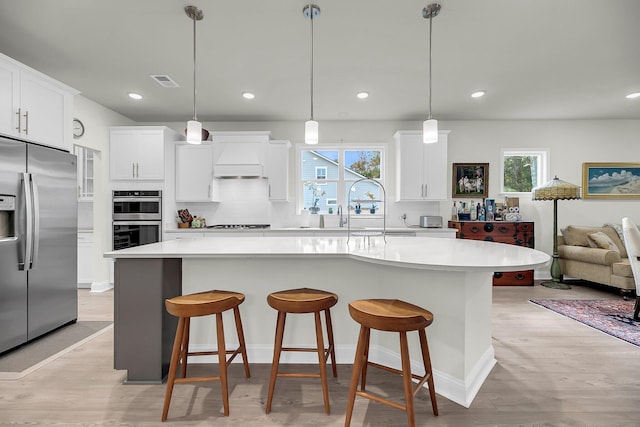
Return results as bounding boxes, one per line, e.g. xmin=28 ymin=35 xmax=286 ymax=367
xmin=557 ymin=225 xmax=635 ymax=296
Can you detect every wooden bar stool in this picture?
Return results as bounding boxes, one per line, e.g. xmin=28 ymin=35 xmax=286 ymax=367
xmin=265 ymin=287 xmax=338 ymax=414
xmin=161 ymin=290 xmax=250 ymax=422
xmin=344 ymin=299 xmax=438 ymax=427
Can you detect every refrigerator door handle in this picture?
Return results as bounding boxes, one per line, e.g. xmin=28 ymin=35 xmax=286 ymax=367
xmin=21 ymin=173 xmax=33 ymax=271
xmin=31 ymin=173 xmax=40 ymax=268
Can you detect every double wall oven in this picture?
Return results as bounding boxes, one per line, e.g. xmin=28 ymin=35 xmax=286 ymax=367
xmin=112 ymin=190 xmax=162 ymax=250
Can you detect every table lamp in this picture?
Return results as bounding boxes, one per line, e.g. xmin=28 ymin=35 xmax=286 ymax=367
xmin=532 ymin=176 xmax=581 ymax=289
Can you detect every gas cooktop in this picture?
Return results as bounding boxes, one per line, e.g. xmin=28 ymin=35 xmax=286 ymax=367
xmin=206 ymin=224 xmax=271 ymax=230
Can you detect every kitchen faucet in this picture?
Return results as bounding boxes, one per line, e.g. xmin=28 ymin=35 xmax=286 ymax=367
xmin=337 ymin=204 xmax=346 ymax=227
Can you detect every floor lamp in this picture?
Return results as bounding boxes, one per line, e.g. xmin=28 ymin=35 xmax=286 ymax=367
xmin=532 ymin=176 xmax=581 ymax=289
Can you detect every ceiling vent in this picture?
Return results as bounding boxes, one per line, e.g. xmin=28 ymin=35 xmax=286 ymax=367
xmin=150 ymin=74 xmax=179 ymax=88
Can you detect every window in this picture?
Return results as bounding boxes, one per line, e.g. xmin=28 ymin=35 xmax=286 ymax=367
xmin=315 ymin=166 xmax=327 ymax=180
xmin=500 ymin=148 xmax=549 ymax=194
xmin=299 ymin=147 xmax=384 ymax=213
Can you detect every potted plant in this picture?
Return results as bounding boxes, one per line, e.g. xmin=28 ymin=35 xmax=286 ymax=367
xmin=365 ymin=191 xmax=378 ymax=214
xmin=304 ymin=181 xmax=325 ymax=214
xmin=369 ymin=203 xmax=377 ymax=214
xmin=354 ymin=203 xmax=361 ymax=214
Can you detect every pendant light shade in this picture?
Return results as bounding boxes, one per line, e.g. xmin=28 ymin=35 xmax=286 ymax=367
xmin=186 ymin=120 xmax=202 ymax=144
xmin=423 ymin=119 xmax=438 ymax=144
xmin=422 ymin=3 xmax=441 ymax=144
xmin=303 ymin=4 xmax=320 ymax=145
xmin=185 ymin=5 xmax=207 ymax=145
xmin=305 ymin=120 xmax=319 ymax=145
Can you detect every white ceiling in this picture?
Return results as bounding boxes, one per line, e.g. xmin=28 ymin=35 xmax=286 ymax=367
xmin=1 ymin=0 xmax=639 ymax=123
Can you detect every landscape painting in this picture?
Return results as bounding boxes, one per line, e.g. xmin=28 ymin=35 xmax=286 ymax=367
xmin=582 ymin=162 xmax=640 ymax=199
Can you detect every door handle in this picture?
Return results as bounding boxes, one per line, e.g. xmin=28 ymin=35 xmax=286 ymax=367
xmin=30 ymin=174 xmax=40 ymax=268
xmin=23 ymin=110 xmax=29 ymax=135
xmin=16 ymin=108 xmax=21 ymax=132
xmin=21 ymin=173 xmax=33 ymax=271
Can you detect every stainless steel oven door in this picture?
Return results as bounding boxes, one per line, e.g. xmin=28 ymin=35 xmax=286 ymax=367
xmin=113 ymin=197 xmax=162 ymax=221
xmin=113 ymin=221 xmax=161 ymax=250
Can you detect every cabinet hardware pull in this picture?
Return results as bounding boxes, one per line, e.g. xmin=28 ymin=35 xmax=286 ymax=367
xmin=136 ymin=163 xmax=139 ymax=178
xmin=23 ymin=110 xmax=29 ymax=135
xmin=16 ymin=108 xmax=21 ymax=131
xmin=423 ymin=184 xmax=427 ymax=197
xmin=132 ymin=163 xmax=135 ymax=178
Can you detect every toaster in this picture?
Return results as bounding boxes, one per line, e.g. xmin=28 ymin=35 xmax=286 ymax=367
xmin=420 ymin=215 xmax=443 ymax=228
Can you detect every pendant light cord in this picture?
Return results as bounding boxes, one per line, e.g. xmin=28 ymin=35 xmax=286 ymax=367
xmin=309 ymin=3 xmax=315 ymax=121
xmin=428 ymin=13 xmax=433 ymax=120
xmin=192 ymin=13 xmax=198 ymax=121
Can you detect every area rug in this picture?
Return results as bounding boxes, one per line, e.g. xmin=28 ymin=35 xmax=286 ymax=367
xmin=530 ymin=299 xmax=639 ymax=347
xmin=0 ymin=321 xmax=112 ymax=380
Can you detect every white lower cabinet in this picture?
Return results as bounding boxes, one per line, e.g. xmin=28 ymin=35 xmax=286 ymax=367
xmin=395 ymin=130 xmax=449 ymax=201
xmin=77 ymin=231 xmax=94 ymax=287
xmin=175 ymin=144 xmax=220 ymax=202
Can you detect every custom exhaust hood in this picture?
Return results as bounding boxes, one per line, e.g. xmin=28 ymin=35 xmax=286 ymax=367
xmin=213 ymin=142 xmax=265 ymax=179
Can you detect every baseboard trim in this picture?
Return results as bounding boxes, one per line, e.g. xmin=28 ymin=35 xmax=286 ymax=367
xmin=90 ymin=280 xmax=113 ymax=293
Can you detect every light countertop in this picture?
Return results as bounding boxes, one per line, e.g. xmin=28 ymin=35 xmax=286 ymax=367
xmin=105 ymin=235 xmax=549 ymax=273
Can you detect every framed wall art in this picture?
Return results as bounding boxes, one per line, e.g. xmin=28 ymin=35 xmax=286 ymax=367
xmin=582 ymin=162 xmax=640 ymax=199
xmin=452 ymin=163 xmax=489 ymax=198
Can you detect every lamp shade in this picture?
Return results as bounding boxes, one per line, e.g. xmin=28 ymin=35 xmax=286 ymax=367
xmin=422 ymin=119 xmax=438 ymax=144
xmin=532 ymin=176 xmax=581 ymax=201
xmin=305 ymin=120 xmax=319 ymax=145
xmin=186 ymin=120 xmax=202 ymax=144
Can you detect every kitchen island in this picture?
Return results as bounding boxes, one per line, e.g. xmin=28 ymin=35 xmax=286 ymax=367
xmin=104 ymin=235 xmax=549 ymax=407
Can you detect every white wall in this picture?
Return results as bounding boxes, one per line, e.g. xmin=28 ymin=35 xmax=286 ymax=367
xmin=73 ymin=95 xmax=134 ymax=290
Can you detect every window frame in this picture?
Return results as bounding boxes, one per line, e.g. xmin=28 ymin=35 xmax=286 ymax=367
xmin=315 ymin=166 xmax=327 ymax=180
xmin=296 ymin=144 xmax=386 ymax=214
xmin=499 ymin=148 xmax=550 ymax=195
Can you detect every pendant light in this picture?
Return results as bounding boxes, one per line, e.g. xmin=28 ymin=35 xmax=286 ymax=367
xmin=422 ymin=3 xmax=441 ymax=144
xmin=303 ymin=4 xmax=320 ymax=145
xmin=185 ymin=5 xmax=206 ymax=144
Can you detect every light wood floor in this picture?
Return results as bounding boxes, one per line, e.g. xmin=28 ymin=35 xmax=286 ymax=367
xmin=1 ymin=283 xmax=639 ymax=426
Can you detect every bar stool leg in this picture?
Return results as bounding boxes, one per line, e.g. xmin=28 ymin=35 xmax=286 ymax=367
xmin=216 ymin=312 xmax=230 ymax=416
xmin=399 ymin=331 xmax=416 ymax=427
xmin=180 ymin=317 xmax=190 ymax=378
xmin=324 ymin=308 xmax=338 ymax=378
xmin=419 ymin=329 xmax=439 ymax=416
xmin=233 ymin=306 xmax=251 ymax=379
xmin=162 ymin=317 xmax=186 ymax=422
xmin=266 ymin=311 xmax=286 ymax=414
xmin=360 ymin=327 xmax=371 ymax=390
xmin=314 ymin=311 xmax=330 ymax=414
xmin=345 ymin=325 xmax=369 ymax=427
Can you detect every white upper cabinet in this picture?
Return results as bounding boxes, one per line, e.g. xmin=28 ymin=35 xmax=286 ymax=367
xmin=110 ymin=126 xmax=180 ymax=181
xmin=266 ymin=140 xmax=291 ymax=201
xmin=0 ymin=53 xmax=77 ymax=152
xmin=175 ymin=143 xmax=220 ymax=202
xmin=395 ymin=130 xmax=449 ymax=201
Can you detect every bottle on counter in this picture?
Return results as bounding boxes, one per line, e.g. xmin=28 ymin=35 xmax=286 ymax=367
xmin=476 ymin=203 xmax=482 ymax=221
xmin=470 ymin=200 xmax=477 ymax=221
xmin=487 ymin=204 xmax=494 ymax=221
xmin=451 ymin=201 xmax=458 ymax=221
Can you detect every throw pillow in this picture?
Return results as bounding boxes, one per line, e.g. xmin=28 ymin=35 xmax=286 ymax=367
xmin=587 ymin=231 xmax=621 ymax=254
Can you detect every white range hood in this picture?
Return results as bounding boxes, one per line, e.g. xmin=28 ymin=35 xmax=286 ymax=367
xmin=213 ymin=142 xmax=265 ymax=179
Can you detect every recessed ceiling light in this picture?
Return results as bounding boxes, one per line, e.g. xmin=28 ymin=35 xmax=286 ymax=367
xmin=242 ymin=92 xmax=255 ymax=99
xmin=626 ymin=92 xmax=640 ymax=99
xmin=471 ymin=91 xmax=486 ymax=98
xmin=128 ymin=92 xmax=143 ymax=100
xmin=356 ymin=91 xmax=369 ymax=99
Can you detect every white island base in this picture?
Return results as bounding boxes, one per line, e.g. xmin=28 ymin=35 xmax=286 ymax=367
xmin=107 ymin=235 xmax=549 ymax=408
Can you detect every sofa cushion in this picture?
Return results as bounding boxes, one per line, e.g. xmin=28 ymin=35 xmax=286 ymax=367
xmin=587 ymin=231 xmax=621 ymax=254
xmin=557 ymin=244 xmax=621 ymax=265
xmin=602 ymin=225 xmax=628 ymax=258
xmin=561 ymin=226 xmax=604 ymax=247
xmin=612 ymin=259 xmax=633 ymax=278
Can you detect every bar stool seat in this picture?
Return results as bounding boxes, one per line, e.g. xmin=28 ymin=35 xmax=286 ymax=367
xmin=345 ymin=299 xmax=438 ymax=427
xmin=265 ymin=288 xmax=338 ymax=414
xmin=161 ymin=290 xmax=250 ymax=422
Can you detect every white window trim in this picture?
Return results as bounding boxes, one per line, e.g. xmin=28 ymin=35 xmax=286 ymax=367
xmin=296 ymin=144 xmax=386 ymax=214
xmin=499 ymin=148 xmax=550 ymax=195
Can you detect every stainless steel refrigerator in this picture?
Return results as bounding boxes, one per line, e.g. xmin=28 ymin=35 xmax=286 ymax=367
xmin=0 ymin=135 xmax=77 ymax=354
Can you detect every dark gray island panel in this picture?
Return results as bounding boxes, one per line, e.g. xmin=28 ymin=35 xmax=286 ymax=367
xmin=114 ymin=258 xmax=182 ymax=383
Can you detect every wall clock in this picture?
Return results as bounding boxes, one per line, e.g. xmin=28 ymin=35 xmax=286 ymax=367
xmin=73 ymin=118 xmax=85 ymax=139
